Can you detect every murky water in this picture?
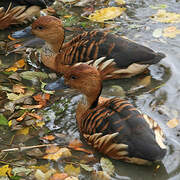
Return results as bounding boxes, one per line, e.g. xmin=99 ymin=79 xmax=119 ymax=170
xmin=0 ymin=0 xmax=180 ymax=179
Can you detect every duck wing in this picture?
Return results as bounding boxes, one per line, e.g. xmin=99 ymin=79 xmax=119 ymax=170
xmin=81 ymin=98 xmax=166 ymax=164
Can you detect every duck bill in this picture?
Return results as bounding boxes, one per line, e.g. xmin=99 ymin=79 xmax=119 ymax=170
xmin=44 ymin=77 xmax=69 ymax=91
xmin=12 ymin=26 xmax=34 ymax=39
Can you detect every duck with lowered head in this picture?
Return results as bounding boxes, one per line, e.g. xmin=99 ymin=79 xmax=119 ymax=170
xmin=12 ymin=15 xmax=166 ymax=80
xmin=44 ymin=58 xmax=167 ymax=165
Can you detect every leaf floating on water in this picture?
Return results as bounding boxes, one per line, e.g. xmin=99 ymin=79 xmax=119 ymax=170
xmin=163 ymin=26 xmax=180 ymax=38
xmin=150 ymin=4 xmax=167 ymax=9
xmin=88 ymin=7 xmax=126 ymax=22
xmin=167 ymin=118 xmax=179 ymax=128
xmin=80 ymin=164 xmax=93 ymax=172
xmin=153 ymin=28 xmax=163 ymax=38
xmin=92 ymin=171 xmax=110 ymax=180
xmin=100 ymin=157 xmax=115 ymax=176
xmin=0 ymin=114 xmax=8 ymax=126
xmin=41 ymin=135 xmax=55 ymax=141
xmin=64 ymin=164 xmax=80 ymax=177
xmin=151 ymin=10 xmax=180 ymax=23
xmin=49 ymin=173 xmax=68 ymax=180
xmin=16 ymin=127 xmax=30 ymax=135
xmin=43 ymin=147 xmax=72 ymax=161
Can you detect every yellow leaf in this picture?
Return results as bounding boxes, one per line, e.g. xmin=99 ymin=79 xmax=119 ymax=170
xmin=43 ymin=148 xmax=72 ymax=161
xmin=41 ymin=135 xmax=55 ymax=141
xmin=14 ymin=59 xmax=25 ymax=68
xmin=8 ymin=120 xmax=12 ymax=127
xmin=7 ymin=90 xmax=34 ymax=101
xmin=167 ymin=118 xmax=179 ymax=128
xmin=163 ymin=26 xmax=180 ymax=38
xmin=29 ymin=163 xmax=50 ymax=173
xmin=64 ymin=164 xmax=80 ymax=177
xmin=89 ymin=7 xmax=126 ymax=22
xmin=36 ymin=121 xmax=45 ymax=127
xmin=115 ymin=0 xmax=125 ymax=5
xmin=16 ymin=127 xmax=30 ymax=135
xmin=13 ymin=84 xmax=26 ymax=94
xmin=151 ymin=10 xmax=180 ymax=23
xmin=0 ymin=165 xmax=12 ymax=176
xmin=5 ymin=67 xmax=18 ymax=72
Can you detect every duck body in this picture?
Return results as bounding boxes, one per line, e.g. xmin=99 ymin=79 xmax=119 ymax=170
xmin=44 ymin=61 xmax=167 ymax=165
xmin=12 ymin=16 xmax=166 ymax=79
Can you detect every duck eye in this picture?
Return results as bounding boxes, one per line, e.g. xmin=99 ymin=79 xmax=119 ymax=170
xmin=70 ymin=75 xmax=77 ymax=80
xmin=36 ymin=26 xmax=44 ymax=30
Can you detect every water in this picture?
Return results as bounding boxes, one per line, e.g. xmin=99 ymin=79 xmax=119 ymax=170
xmin=0 ymin=0 xmax=180 ymax=179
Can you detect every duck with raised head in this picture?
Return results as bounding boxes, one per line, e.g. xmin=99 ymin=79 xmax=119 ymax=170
xmin=0 ymin=0 xmax=54 ymax=30
xmin=44 ymin=58 xmax=167 ymax=165
xmin=12 ymin=15 xmax=166 ymax=79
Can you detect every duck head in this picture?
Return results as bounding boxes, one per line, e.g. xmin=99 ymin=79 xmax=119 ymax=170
xmin=45 ymin=64 xmax=102 ymax=108
xmin=12 ymin=16 xmax=65 ymax=53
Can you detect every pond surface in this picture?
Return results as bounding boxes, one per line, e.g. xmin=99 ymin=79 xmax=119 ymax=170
xmin=0 ymin=0 xmax=180 ymax=179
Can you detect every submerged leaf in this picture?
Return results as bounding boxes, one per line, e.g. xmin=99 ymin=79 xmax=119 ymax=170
xmin=151 ymin=10 xmax=180 ymax=23
xmin=100 ymin=157 xmax=115 ymax=176
xmin=163 ymin=26 xmax=180 ymax=38
xmin=88 ymin=7 xmax=126 ymax=22
xmin=167 ymin=118 xmax=179 ymax=128
xmin=64 ymin=164 xmax=80 ymax=177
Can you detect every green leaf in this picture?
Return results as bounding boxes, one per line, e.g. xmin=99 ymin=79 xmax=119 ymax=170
xmin=100 ymin=157 xmax=115 ymax=176
xmin=0 ymin=114 xmax=8 ymax=126
xmin=20 ymin=71 xmax=48 ymax=80
xmin=80 ymin=164 xmax=93 ymax=172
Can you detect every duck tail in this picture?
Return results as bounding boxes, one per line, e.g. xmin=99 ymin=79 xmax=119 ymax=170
xmin=86 ymin=57 xmax=117 ymax=80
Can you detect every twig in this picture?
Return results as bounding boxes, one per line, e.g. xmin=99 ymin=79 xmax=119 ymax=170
xmin=1 ymin=143 xmax=58 ymax=153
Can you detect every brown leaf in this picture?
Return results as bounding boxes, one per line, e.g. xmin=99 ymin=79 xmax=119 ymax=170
xmin=21 ymin=104 xmax=43 ymax=109
xmin=33 ymin=93 xmax=50 ymax=107
xmin=41 ymin=135 xmax=55 ymax=141
xmin=45 ymin=145 xmax=60 ymax=154
xmin=28 ymin=112 xmax=43 ymax=120
xmin=13 ymin=84 xmax=26 ymax=94
xmin=17 ymin=112 xmax=28 ymax=122
xmin=50 ymin=173 xmax=68 ymax=180
xmin=167 ymin=118 xmax=179 ymax=128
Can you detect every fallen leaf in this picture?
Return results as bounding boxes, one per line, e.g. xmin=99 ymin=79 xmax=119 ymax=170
xmin=20 ymin=71 xmax=48 ymax=80
xmin=0 ymin=165 xmax=12 ymax=176
xmin=16 ymin=127 xmax=30 ymax=135
xmin=33 ymin=93 xmax=50 ymax=107
xmin=151 ymin=10 xmax=180 ymax=23
xmin=163 ymin=26 xmax=180 ymax=38
xmin=36 ymin=121 xmax=45 ymax=127
xmin=0 ymin=114 xmax=8 ymax=126
xmin=50 ymin=173 xmax=68 ymax=180
xmin=13 ymin=84 xmax=26 ymax=94
xmin=88 ymin=7 xmax=126 ymax=22
xmin=45 ymin=145 xmax=60 ymax=154
xmin=7 ymin=90 xmax=34 ymax=101
xmin=167 ymin=118 xmax=179 ymax=128
xmin=14 ymin=44 xmax=22 ymax=48
xmin=28 ymin=113 xmax=43 ymax=120
xmin=64 ymin=164 xmax=80 ymax=177
xmin=153 ymin=28 xmax=163 ymax=38
xmin=115 ymin=0 xmax=125 ymax=5
xmin=65 ymin=177 xmax=79 ymax=180
xmin=137 ymin=76 xmax=151 ymax=88
xmin=41 ymin=135 xmax=55 ymax=141
xmin=14 ymin=59 xmax=25 ymax=68
xmin=29 ymin=163 xmax=50 ymax=173
xmin=12 ymin=167 xmax=32 ymax=176
xmin=21 ymin=104 xmax=43 ymax=109
xmin=92 ymin=171 xmax=110 ymax=180
xmin=8 ymin=34 xmax=16 ymax=41
xmin=100 ymin=157 xmax=115 ymax=176
xmin=17 ymin=112 xmax=28 ymax=122
xmin=43 ymin=147 xmax=72 ymax=161
xmin=80 ymin=164 xmax=93 ymax=172
xmin=6 ymin=66 xmax=18 ymax=72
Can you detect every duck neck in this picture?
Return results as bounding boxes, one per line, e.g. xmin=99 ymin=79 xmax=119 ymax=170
xmin=81 ymin=84 xmax=102 ymax=110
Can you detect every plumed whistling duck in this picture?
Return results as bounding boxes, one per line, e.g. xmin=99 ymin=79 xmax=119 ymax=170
xmin=0 ymin=0 xmax=53 ymax=30
xmin=12 ymin=15 xmax=166 ymax=79
xmin=44 ymin=58 xmax=167 ymax=165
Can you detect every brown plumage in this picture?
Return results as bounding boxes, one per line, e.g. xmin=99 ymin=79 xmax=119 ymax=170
xmin=44 ymin=60 xmax=167 ymax=165
xmin=12 ymin=15 xmax=166 ymax=79
xmin=0 ymin=0 xmax=47 ymax=30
